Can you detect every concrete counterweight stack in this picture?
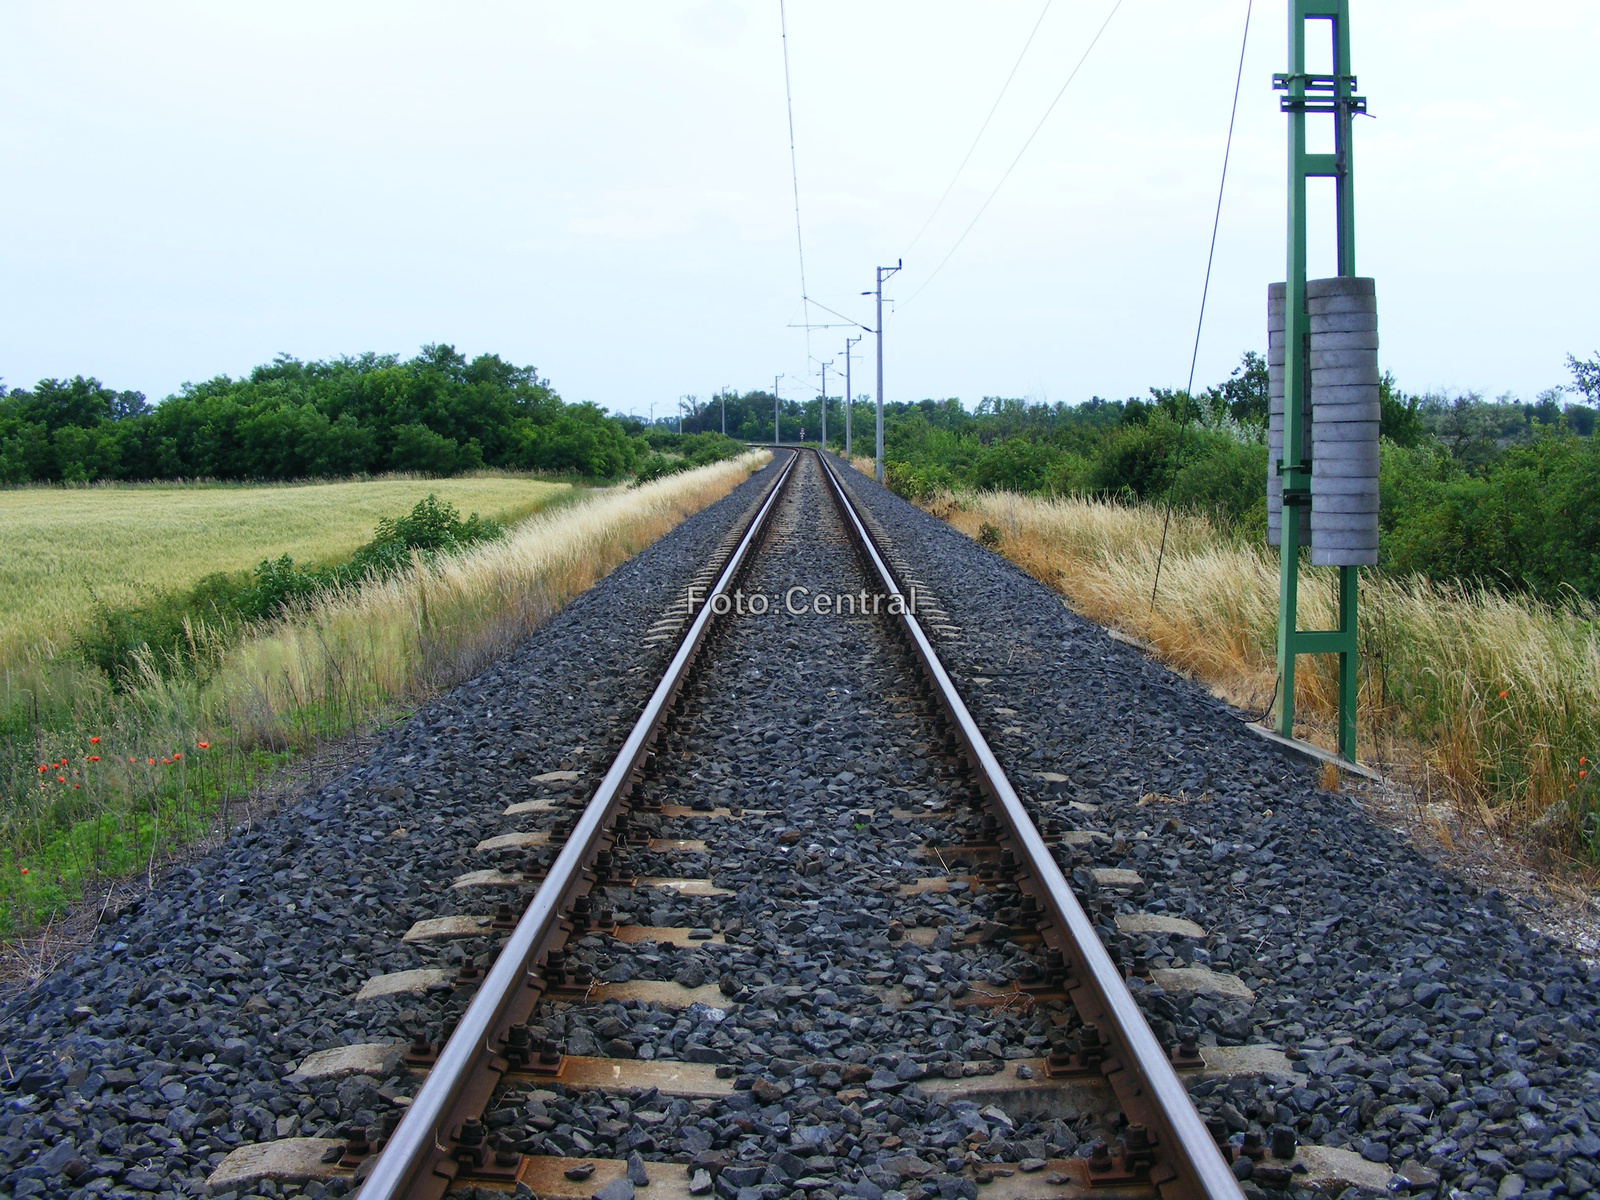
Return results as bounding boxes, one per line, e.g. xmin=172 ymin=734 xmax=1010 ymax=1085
xmin=1307 ymin=277 xmax=1380 ymax=566
xmin=1266 ymin=282 xmax=1311 ymax=547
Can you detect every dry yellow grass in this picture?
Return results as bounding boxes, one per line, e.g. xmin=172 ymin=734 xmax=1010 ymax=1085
xmin=933 ymin=489 xmax=1600 ymax=851
xmin=202 ymin=453 xmax=771 ymax=748
xmin=0 ymin=473 xmax=572 ymax=667
xmin=1 ymin=454 xmax=768 ymax=933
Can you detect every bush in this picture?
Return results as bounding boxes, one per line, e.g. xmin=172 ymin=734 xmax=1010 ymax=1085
xmin=0 ymin=346 xmax=643 ymax=484
xmin=73 ymin=495 xmax=505 ymax=685
xmin=630 ymin=433 xmax=745 ymax=486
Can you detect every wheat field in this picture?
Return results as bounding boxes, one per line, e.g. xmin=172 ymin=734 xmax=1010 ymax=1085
xmin=0 ymin=474 xmax=572 ymax=666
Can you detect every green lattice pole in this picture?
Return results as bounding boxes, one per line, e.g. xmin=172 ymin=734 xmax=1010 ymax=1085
xmin=1272 ymin=0 xmax=1366 ymax=760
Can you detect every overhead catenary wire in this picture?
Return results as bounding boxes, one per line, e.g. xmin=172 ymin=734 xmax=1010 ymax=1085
xmin=778 ymin=0 xmax=814 ymax=372
xmin=1149 ymin=0 xmax=1255 ymax=610
xmin=903 ymin=0 xmax=1054 ymax=258
xmin=901 ymin=0 xmax=1125 ymax=306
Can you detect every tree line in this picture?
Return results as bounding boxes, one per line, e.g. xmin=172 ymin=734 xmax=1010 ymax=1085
xmin=0 ymin=345 xmax=644 ymax=484
xmin=874 ymin=351 xmax=1600 ymax=605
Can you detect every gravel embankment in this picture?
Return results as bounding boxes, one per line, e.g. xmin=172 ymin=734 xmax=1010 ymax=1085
xmin=830 ymin=459 xmax=1600 ymax=1200
xmin=0 ymin=459 xmax=783 ymax=1200
xmin=6 ymin=449 xmax=1597 ymax=1200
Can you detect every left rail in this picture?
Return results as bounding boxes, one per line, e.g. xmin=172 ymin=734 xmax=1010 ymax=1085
xmin=358 ymin=449 xmax=798 ymax=1200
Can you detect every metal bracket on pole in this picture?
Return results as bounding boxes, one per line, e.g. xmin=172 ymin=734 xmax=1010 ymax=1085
xmin=1273 ymin=0 xmax=1362 ymax=762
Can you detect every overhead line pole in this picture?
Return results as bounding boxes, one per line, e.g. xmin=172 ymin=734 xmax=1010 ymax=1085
xmin=844 ymin=334 xmax=861 ymax=458
xmin=774 ymin=375 xmax=781 ymax=446
xmin=868 ymin=261 xmax=902 ymax=484
xmin=819 ymin=359 xmax=832 ymax=447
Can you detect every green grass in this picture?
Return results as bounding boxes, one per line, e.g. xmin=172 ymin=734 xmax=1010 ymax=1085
xmin=0 ymin=456 xmax=766 ymax=938
xmin=0 ymin=472 xmax=573 ymax=669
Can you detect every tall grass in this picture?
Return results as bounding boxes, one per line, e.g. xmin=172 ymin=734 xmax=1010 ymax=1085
xmin=0 ymin=454 xmax=768 ymax=933
xmin=930 ymin=490 xmax=1600 ymax=858
xmin=0 ymin=472 xmax=573 ymax=671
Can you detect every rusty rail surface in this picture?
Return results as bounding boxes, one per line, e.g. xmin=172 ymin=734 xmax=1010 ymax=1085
xmin=358 ymin=449 xmax=800 ymax=1200
xmin=815 ymin=450 xmax=1244 ymax=1200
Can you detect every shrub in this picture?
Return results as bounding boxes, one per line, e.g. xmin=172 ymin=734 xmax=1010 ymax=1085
xmin=72 ymin=495 xmax=504 ymax=685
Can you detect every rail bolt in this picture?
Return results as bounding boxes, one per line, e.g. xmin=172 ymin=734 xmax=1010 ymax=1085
xmin=598 ymin=907 xmax=616 ymax=932
xmin=572 ymin=896 xmax=593 ymax=929
xmin=1078 ymin=1023 xmax=1108 ymax=1069
xmin=1241 ymin=1131 xmax=1266 ymax=1162
xmin=544 ymin=950 xmax=568 ymax=987
xmin=1087 ymin=1141 xmax=1113 ymax=1173
xmin=1122 ymin=1124 xmax=1157 ymax=1172
xmin=455 ymin=1118 xmax=487 ymax=1168
xmin=505 ymin=1023 xmax=532 ymax=1066
xmin=1206 ymin=1117 xmax=1231 ymax=1150
xmin=494 ymin=1132 xmax=521 ymax=1168
xmin=1043 ymin=947 xmax=1068 ymax=984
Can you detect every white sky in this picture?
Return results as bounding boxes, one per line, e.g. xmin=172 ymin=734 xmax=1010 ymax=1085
xmin=1 ymin=2 xmax=1596 ymax=415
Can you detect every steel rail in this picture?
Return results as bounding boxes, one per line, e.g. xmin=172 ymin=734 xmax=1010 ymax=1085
xmin=360 ymin=449 xmax=799 ymax=1200
xmin=816 ymin=450 xmax=1243 ymax=1200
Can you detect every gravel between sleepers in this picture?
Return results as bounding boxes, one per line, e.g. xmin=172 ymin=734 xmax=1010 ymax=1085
xmin=5 ymin=449 xmax=1598 ymax=1200
xmin=827 ymin=458 xmax=1600 ymax=1200
xmin=0 ymin=458 xmax=784 ymax=1200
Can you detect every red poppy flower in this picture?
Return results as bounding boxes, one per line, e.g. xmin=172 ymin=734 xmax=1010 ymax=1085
xmin=1498 ymin=691 xmax=1508 ymax=699
xmin=87 ymin=755 xmax=100 ymax=763
xmin=19 ymin=867 xmax=28 ymax=876
xmin=197 ymin=742 xmax=210 ymax=750
xmin=89 ymin=736 xmax=100 ymax=744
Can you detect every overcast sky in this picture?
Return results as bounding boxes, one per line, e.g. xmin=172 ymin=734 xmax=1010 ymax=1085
xmin=2 ymin=2 xmax=1596 ymax=416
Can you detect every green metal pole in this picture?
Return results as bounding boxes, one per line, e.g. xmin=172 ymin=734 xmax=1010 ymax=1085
xmin=1274 ymin=4 xmax=1312 ymax=738
xmin=1274 ymin=0 xmax=1365 ymax=761
xmin=1332 ymin=2 xmax=1360 ymax=763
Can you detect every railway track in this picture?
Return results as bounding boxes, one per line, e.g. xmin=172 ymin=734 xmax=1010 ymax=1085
xmin=210 ymin=448 xmax=1271 ymax=1200
xmin=9 ymin=448 xmax=1595 ymax=1200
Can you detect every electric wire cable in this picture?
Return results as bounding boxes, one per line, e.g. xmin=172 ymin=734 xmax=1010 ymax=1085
xmin=901 ymin=0 xmax=1124 ymax=306
xmin=903 ymin=0 xmax=1054 ymax=258
xmin=1150 ymin=0 xmax=1255 ymax=610
xmin=778 ymin=0 xmax=814 ymax=373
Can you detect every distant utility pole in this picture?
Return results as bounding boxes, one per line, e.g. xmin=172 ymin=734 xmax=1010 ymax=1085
xmin=819 ymin=360 xmax=832 ymax=448
xmin=773 ymin=375 xmax=781 ymax=445
xmin=868 ymin=261 xmax=902 ymax=483
xmin=844 ymin=334 xmax=860 ymax=457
